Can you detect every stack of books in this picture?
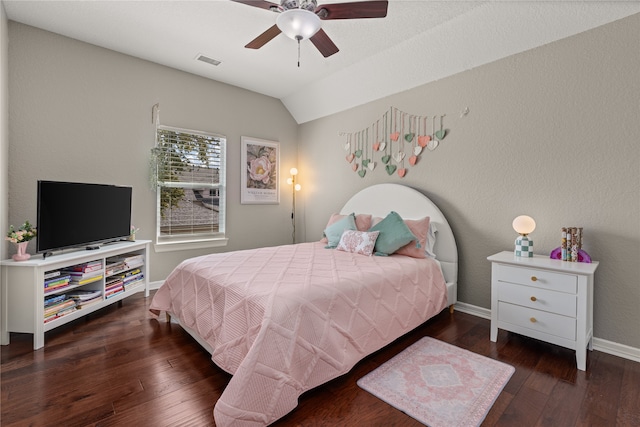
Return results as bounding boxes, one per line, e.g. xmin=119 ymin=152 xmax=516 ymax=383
xmin=63 ymin=261 xmax=103 ymax=286
xmin=44 ymin=294 xmax=77 ymax=323
xmin=107 ymin=268 xmax=144 ymax=294
xmin=66 ymin=289 xmax=103 ymax=309
xmin=44 ymin=271 xmax=72 ymax=294
xmin=110 ymin=254 xmax=144 ymax=270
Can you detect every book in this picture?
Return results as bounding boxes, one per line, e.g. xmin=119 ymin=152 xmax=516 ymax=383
xmin=70 ymin=275 xmax=103 ymax=286
xmin=68 ymin=261 xmax=102 ymax=273
xmin=44 ymin=270 xmax=61 ymax=280
xmin=45 ymin=275 xmax=71 ymax=287
xmin=44 ymin=294 xmax=66 ymax=307
xmin=66 ymin=289 xmax=102 ymax=301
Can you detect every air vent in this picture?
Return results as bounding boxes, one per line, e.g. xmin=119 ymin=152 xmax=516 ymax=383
xmin=195 ymin=54 xmax=221 ymax=66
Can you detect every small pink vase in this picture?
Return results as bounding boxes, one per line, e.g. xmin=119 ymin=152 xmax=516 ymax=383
xmin=12 ymin=241 xmax=31 ymax=261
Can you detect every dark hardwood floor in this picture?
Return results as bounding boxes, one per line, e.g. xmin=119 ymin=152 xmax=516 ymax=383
xmin=2 ymin=291 xmax=639 ymax=426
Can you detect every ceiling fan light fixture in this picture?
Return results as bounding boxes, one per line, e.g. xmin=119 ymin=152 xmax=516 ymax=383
xmin=276 ymin=9 xmax=321 ymax=41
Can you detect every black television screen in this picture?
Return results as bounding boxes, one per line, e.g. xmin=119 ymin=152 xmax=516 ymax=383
xmin=37 ymin=181 xmax=132 ymax=254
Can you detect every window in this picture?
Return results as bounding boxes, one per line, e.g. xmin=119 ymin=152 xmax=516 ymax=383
xmin=153 ymin=125 xmax=226 ymax=250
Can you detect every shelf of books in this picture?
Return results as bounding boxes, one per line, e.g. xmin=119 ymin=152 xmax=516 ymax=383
xmin=1 ymin=240 xmax=150 ymax=349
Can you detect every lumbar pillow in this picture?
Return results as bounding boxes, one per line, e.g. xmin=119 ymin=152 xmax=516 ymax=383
xmin=336 ymin=230 xmax=380 ymax=256
xmin=368 ymin=211 xmax=419 ymax=256
xmin=324 ymin=213 xmax=357 ymax=248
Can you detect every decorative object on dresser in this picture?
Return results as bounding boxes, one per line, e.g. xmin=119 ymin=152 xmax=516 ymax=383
xmin=512 ymin=215 xmax=536 ymax=257
xmin=1 ymin=240 xmax=150 ymax=350
xmin=358 ymin=337 xmax=514 ymax=427
xmin=488 ymin=251 xmax=599 ymax=370
xmin=549 ymin=226 xmax=592 ymax=262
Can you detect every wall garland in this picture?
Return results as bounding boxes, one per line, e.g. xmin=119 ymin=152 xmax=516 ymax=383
xmin=340 ymin=106 xmax=449 ymax=179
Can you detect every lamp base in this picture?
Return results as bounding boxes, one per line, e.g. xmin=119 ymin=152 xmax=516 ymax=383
xmin=515 ymin=235 xmax=533 ymax=257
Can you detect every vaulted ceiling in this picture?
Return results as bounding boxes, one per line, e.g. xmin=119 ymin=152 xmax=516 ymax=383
xmin=4 ymin=1 xmax=639 ymax=123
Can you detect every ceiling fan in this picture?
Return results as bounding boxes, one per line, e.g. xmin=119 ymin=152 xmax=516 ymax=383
xmin=231 ymin=0 xmax=388 ymax=64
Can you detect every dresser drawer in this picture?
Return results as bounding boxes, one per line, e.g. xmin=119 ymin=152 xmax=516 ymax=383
xmin=497 ymin=282 xmax=577 ymax=317
xmin=495 ymin=264 xmax=577 ymax=294
xmin=498 ymin=301 xmax=576 ymax=341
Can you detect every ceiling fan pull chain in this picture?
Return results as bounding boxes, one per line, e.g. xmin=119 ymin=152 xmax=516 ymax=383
xmin=297 ymin=35 xmax=302 ymax=67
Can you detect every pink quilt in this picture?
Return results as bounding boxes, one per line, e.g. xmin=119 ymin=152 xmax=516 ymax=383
xmin=150 ymin=242 xmax=447 ymax=426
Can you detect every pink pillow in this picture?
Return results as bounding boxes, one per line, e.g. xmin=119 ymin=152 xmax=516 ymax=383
xmin=320 ymin=213 xmax=372 ymax=243
xmin=336 ymin=230 xmax=380 ymax=256
xmin=395 ymin=216 xmax=431 ymax=258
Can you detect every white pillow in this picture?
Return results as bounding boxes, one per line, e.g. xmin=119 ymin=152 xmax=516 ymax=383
xmin=336 ymin=230 xmax=380 ymax=256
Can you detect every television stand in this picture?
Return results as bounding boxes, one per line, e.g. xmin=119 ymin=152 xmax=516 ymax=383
xmin=1 ymin=240 xmax=150 ymax=350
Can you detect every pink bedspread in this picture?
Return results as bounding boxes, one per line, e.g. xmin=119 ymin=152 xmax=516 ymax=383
xmin=150 ymin=242 xmax=447 ymax=426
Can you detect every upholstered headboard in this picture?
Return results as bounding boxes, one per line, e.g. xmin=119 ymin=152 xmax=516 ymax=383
xmin=339 ymin=183 xmax=458 ymax=290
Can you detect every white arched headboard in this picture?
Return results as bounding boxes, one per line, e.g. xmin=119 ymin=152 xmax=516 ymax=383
xmin=339 ymin=184 xmax=458 ymax=305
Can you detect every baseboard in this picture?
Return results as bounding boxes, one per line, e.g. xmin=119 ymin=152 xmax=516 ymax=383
xmin=592 ymin=337 xmax=640 ymax=363
xmin=148 ymin=280 xmax=164 ymax=291
xmin=454 ymin=302 xmax=491 ymax=319
xmin=454 ymin=301 xmax=640 ymax=363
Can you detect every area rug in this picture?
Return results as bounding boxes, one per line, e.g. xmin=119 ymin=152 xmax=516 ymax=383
xmin=357 ymin=337 xmax=514 ymax=427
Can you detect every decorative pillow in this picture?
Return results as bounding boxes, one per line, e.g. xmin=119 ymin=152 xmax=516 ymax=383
xmin=323 ymin=213 xmax=357 ymax=249
xmin=395 ymin=216 xmax=431 ymax=259
xmin=336 ymin=230 xmax=380 ymax=256
xmin=372 ymin=216 xmax=438 ymax=258
xmin=425 ymin=222 xmax=437 ymax=258
xmin=320 ymin=213 xmax=372 ymax=243
xmin=368 ymin=211 xmax=418 ymax=256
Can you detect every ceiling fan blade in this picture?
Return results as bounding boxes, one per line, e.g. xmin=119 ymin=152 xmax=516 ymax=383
xmin=316 ymin=0 xmax=388 ymax=20
xmin=310 ymin=29 xmax=339 ymax=58
xmin=229 ymin=0 xmax=279 ymax=11
xmin=245 ymin=24 xmax=282 ymax=49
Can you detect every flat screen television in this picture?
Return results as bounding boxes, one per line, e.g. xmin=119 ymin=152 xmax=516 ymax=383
xmin=37 ymin=180 xmax=132 ymax=255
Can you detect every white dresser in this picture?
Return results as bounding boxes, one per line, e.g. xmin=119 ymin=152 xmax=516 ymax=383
xmin=488 ymin=251 xmax=599 ymax=370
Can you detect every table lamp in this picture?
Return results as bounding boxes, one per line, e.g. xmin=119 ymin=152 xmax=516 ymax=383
xmin=513 ymin=215 xmax=536 ymax=257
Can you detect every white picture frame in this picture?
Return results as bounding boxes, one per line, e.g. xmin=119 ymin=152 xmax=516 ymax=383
xmin=241 ymin=136 xmax=280 ymax=204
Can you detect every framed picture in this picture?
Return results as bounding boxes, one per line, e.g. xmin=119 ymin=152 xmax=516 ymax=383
xmin=241 ymin=136 xmax=280 ymax=204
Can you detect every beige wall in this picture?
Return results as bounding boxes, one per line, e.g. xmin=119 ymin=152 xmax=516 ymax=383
xmin=298 ymin=14 xmax=640 ymax=348
xmin=0 ymin=3 xmax=8 ymax=263
xmin=7 ymin=22 xmax=299 ymax=281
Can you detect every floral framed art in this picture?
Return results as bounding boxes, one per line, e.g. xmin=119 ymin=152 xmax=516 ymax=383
xmin=241 ymin=136 xmax=280 ymax=204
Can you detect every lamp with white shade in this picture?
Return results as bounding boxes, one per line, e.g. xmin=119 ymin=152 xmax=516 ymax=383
xmin=512 ymin=215 xmax=536 ymax=257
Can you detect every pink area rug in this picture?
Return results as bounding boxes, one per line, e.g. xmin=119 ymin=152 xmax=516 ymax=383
xmin=357 ymin=337 xmax=514 ymax=427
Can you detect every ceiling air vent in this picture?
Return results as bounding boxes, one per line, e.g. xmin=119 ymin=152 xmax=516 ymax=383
xmin=195 ymin=54 xmax=221 ymax=66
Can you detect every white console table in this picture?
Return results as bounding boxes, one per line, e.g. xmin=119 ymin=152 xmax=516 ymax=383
xmin=1 ymin=240 xmax=150 ymax=349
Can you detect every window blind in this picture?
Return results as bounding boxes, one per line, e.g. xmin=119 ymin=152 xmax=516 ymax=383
xmin=154 ymin=126 xmax=226 ymax=245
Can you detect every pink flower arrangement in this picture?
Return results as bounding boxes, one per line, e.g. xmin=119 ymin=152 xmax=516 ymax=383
xmin=6 ymin=220 xmax=37 ymax=243
xmin=248 ymin=156 xmax=272 ymax=185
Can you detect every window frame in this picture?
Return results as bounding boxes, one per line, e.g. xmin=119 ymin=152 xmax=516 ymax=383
xmin=153 ymin=125 xmax=227 ymax=252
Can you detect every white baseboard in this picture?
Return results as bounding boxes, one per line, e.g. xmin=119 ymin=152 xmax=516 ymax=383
xmin=454 ymin=301 xmax=491 ymax=319
xmin=454 ymin=301 xmax=640 ymax=364
xmin=148 ymin=280 xmax=164 ymax=291
xmin=592 ymin=337 xmax=640 ymax=363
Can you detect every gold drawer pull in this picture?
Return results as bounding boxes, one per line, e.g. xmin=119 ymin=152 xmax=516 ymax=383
xmin=530 ymin=317 xmax=537 ymax=323
xmin=531 ymin=276 xmax=538 ymax=282
xmin=530 ymin=296 xmax=537 ymax=302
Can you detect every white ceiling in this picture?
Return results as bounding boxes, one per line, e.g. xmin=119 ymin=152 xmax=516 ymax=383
xmin=3 ymin=0 xmax=640 ymax=123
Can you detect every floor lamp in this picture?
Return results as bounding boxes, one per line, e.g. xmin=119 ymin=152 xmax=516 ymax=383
xmin=287 ymin=168 xmax=301 ymax=243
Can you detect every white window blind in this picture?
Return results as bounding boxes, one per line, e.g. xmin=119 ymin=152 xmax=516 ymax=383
xmin=154 ymin=125 xmax=226 ymax=247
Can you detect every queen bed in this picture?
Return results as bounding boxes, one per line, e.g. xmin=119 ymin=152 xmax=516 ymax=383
xmin=150 ymin=183 xmax=458 ymax=426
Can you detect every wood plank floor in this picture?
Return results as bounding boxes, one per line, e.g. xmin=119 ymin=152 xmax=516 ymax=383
xmin=2 ymin=291 xmax=639 ymax=426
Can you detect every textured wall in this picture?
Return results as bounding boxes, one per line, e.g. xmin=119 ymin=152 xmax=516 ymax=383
xmin=7 ymin=22 xmax=299 ymax=281
xmin=298 ymin=14 xmax=640 ymax=348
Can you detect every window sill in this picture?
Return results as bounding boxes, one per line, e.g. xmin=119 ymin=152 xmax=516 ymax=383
xmin=154 ymin=238 xmax=228 ymax=253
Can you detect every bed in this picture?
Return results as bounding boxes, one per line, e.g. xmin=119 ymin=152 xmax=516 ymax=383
xmin=150 ymin=183 xmax=458 ymax=426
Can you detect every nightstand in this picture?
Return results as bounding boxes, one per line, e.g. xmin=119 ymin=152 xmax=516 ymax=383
xmin=488 ymin=251 xmax=599 ymax=371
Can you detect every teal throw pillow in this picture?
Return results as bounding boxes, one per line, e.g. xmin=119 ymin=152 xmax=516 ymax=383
xmin=324 ymin=213 xmax=357 ymax=249
xmin=368 ymin=211 xmax=418 ymax=256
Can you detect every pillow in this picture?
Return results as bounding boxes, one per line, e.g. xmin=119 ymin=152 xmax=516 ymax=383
xmin=425 ymin=222 xmax=437 ymax=258
xmin=320 ymin=213 xmax=372 ymax=243
xmin=395 ymin=216 xmax=431 ymax=259
xmin=368 ymin=211 xmax=418 ymax=256
xmin=336 ymin=230 xmax=380 ymax=256
xmin=371 ymin=216 xmax=438 ymax=258
xmin=323 ymin=213 xmax=357 ymax=249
